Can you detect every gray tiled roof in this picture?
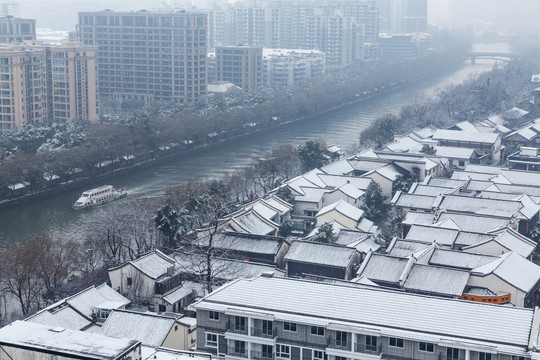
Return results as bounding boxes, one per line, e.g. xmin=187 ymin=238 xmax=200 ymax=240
xmin=359 ymin=254 xmax=408 ymax=284
xmin=284 ymin=241 xmax=357 ymax=268
xmin=402 ymin=264 xmax=469 ymax=297
xmin=195 ymin=276 xmax=535 ymax=352
xmin=405 ymin=224 xmax=458 ymax=247
xmin=429 ymin=249 xmax=497 ymax=270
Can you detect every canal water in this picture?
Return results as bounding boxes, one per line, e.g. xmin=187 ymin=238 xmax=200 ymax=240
xmin=0 ymin=58 xmax=500 ymax=247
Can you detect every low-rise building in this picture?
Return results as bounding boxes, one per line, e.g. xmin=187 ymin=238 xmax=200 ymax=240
xmin=194 ymin=275 xmax=540 ymax=360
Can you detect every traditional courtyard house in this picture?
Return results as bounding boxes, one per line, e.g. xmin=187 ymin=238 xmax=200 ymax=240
xmin=100 ymin=309 xmax=195 ymax=351
xmin=284 ymin=241 xmax=361 ymax=280
xmin=0 ymin=320 xmax=141 ymax=360
xmin=432 ymin=129 xmax=501 ymax=164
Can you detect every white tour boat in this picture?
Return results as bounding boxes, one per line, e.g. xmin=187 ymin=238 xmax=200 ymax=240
xmin=72 ymin=185 xmax=127 ymax=210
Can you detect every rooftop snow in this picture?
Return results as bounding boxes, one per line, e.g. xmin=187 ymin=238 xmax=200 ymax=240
xmin=0 ymin=320 xmax=139 ymax=359
xmin=402 ymin=264 xmax=469 ymax=297
xmin=433 ymin=129 xmax=499 ymax=144
xmin=429 ymin=249 xmax=497 ymax=270
xmin=405 ymin=224 xmax=458 ymax=247
xmin=317 ymin=199 xmax=364 ymax=221
xmin=284 ymin=241 xmax=357 ymax=268
xmin=232 ymin=211 xmax=276 ymax=235
xmin=195 ymin=276 xmax=535 ymax=350
xmin=437 ymin=212 xmax=510 ymax=233
xmin=358 ymin=254 xmax=409 ymax=284
xmin=197 ymin=232 xmax=284 ymax=255
xmin=66 ymin=284 xmax=130 ymax=318
xmin=473 ymin=252 xmax=540 ymax=292
xmin=130 ymin=250 xmax=176 ymax=280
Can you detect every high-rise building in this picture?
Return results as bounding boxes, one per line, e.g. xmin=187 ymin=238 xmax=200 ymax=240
xmin=77 ymin=10 xmax=207 ymax=104
xmin=0 ymin=16 xmax=35 ymax=43
xmin=263 ymin=48 xmax=325 ymax=88
xmin=0 ymin=43 xmax=98 ymax=132
xmin=45 ymin=44 xmax=98 ymax=123
xmin=215 ymin=46 xmax=263 ymax=91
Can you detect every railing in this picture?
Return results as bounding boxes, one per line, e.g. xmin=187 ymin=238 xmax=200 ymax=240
xmin=251 ymin=350 xmax=275 ymax=360
xmin=227 ymin=348 xmax=248 ymax=358
xmin=251 ymin=327 xmax=278 ymax=338
xmin=226 ymin=320 xmax=248 ymax=335
xmin=356 ymin=343 xmax=382 ymax=355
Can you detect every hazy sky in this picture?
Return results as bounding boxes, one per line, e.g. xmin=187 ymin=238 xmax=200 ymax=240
xmin=11 ymin=0 xmax=540 ymax=32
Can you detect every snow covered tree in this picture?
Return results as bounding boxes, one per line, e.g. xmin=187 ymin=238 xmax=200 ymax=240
xmin=392 ymin=173 xmax=417 ymax=196
xmin=362 ymin=182 xmax=386 ymax=221
xmin=420 ymin=144 xmax=437 ymax=155
xmin=298 ymin=140 xmax=326 ymax=172
xmin=155 ymin=202 xmax=181 ymax=250
xmin=313 ymin=222 xmax=334 ymax=243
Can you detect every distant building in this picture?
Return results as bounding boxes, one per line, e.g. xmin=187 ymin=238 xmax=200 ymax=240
xmin=215 ymin=46 xmax=263 ymax=91
xmin=0 ymin=42 xmax=98 ymax=132
xmin=77 ymin=10 xmax=208 ymax=104
xmin=0 ymin=16 xmax=35 ymax=43
xmin=263 ymin=48 xmax=324 ymax=88
xmin=379 ymin=32 xmax=431 ymax=61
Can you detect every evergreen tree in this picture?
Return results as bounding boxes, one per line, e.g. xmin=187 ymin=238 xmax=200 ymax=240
xmin=362 ymin=182 xmax=386 ymax=221
xmin=298 ymin=140 xmax=326 ymax=172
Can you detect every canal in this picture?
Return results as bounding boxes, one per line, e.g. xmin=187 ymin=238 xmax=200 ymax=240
xmin=0 ymin=58 xmax=500 ymax=247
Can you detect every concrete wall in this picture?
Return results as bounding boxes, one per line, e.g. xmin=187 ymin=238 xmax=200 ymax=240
xmin=467 ymin=273 xmax=525 ymax=307
xmin=316 ymin=210 xmax=356 ymax=230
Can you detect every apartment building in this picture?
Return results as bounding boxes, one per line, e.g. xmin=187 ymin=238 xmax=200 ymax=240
xmin=194 ymin=275 xmax=540 ymax=360
xmin=0 ymin=16 xmax=35 ymax=43
xmin=45 ymin=44 xmax=98 ymax=123
xmin=263 ymin=49 xmax=324 ymax=88
xmin=77 ymin=10 xmax=207 ymax=104
xmin=216 ymin=46 xmax=263 ymax=92
xmin=0 ymin=43 xmax=98 ymax=132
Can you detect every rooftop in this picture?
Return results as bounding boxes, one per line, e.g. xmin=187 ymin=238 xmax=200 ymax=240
xmin=432 ymin=129 xmax=499 ymax=144
xmin=284 ymin=241 xmax=357 ymax=268
xmin=0 ymin=321 xmax=139 ymax=360
xmin=402 ymin=264 xmax=469 ymax=297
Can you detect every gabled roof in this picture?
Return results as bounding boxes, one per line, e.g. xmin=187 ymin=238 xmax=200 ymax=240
xmin=392 ymin=192 xmax=438 ymax=211
xmin=433 ymin=129 xmax=499 ymax=144
xmin=473 ymin=252 xmax=540 ymax=293
xmin=27 ymin=306 xmax=91 ymax=331
xmin=0 ymin=321 xmax=140 ymax=360
xmin=405 ymin=224 xmax=458 ymax=247
xmin=229 ymin=209 xmax=278 ymax=235
xmin=402 ymin=264 xmax=469 ymax=297
xmin=437 ymin=212 xmax=510 ymax=233
xmin=386 ymin=239 xmax=431 ymax=258
xmin=439 ymin=195 xmax=522 ymax=218
xmin=450 ymin=121 xmax=480 ymax=133
xmin=491 ymin=229 xmax=536 ymax=258
xmin=100 ymin=310 xmax=177 ymax=347
xmin=284 ymin=241 xmax=357 ymax=268
xmin=333 ymin=183 xmax=364 ymax=199
xmin=401 ymin=211 xmax=436 ymax=226
xmin=320 ymin=159 xmax=354 ymax=175
xmin=316 ymin=200 xmax=364 ymax=222
xmin=429 ymin=249 xmax=497 ymax=270
xmin=295 ymin=187 xmax=330 ymax=203
xmin=197 ymin=232 xmax=285 ymax=255
xmin=357 ymin=253 xmax=409 ymax=285
xmin=162 ymin=281 xmax=205 ymax=305
xmin=334 ymin=230 xmax=380 ymax=253
xmin=317 ymin=174 xmax=372 ymax=190
xmin=130 ymin=250 xmax=176 ymax=280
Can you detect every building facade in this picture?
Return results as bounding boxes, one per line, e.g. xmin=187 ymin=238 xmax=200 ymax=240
xmin=77 ymin=10 xmax=207 ymax=104
xmin=0 ymin=16 xmax=35 ymax=43
xmin=194 ymin=275 xmax=540 ymax=360
xmin=263 ymin=49 xmax=324 ymax=88
xmin=215 ymin=46 xmax=263 ymax=92
xmin=0 ymin=43 xmax=97 ymax=132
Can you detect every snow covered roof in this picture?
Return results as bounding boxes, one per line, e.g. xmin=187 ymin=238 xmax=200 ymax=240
xmin=432 ymin=129 xmax=499 ymax=144
xmin=162 ymin=281 xmax=205 ymax=305
xmin=371 ymin=163 xmax=408 ymax=181
xmin=429 ymin=249 xmax=497 ymax=270
xmin=402 ymin=264 xmax=469 ymax=297
xmin=392 ymin=192 xmax=438 ymax=211
xmin=208 ymin=82 xmax=241 ymax=93
xmin=198 ymin=232 xmax=285 ymax=255
xmin=100 ymin=310 xmax=178 ymax=347
xmin=284 ymin=241 xmax=357 ymax=268
xmin=230 ymin=210 xmax=278 ymax=235
xmin=320 ymin=159 xmax=354 ymax=175
xmin=26 ymin=306 xmax=91 ymax=331
xmin=0 ymin=320 xmax=140 ymax=359
xmin=451 ymin=121 xmax=480 ymax=133
xmin=386 ymin=239 xmax=430 ymax=258
xmin=316 ymin=200 xmax=364 ymax=222
xmin=263 ymin=196 xmax=293 ymax=214
xmin=453 ymin=231 xmax=494 ymax=248
xmin=472 ymin=252 xmax=540 ymax=293
xmin=194 ymin=276 xmax=537 ymax=354
xmin=334 ymin=183 xmax=364 ymax=199
xmin=295 ymin=187 xmax=330 ymax=203
xmin=408 ymin=184 xmax=454 ymax=196
xmin=439 ymin=195 xmax=524 ymax=218
xmin=405 ymin=224 xmax=458 ymax=247
xmin=384 ymin=135 xmax=423 ymax=153
xmin=358 ymin=253 xmax=409 ymax=285
xmin=401 ymin=211 xmax=435 ymax=226
xmin=432 ymin=146 xmax=475 ymax=159
xmin=334 ymin=230 xmax=374 ymax=247
xmin=491 ymin=229 xmax=536 ymax=258
xmin=437 ymin=212 xmax=510 ymax=233
xmin=317 ymin=174 xmax=372 ymax=190
xmin=130 ymin=250 xmax=176 ymax=280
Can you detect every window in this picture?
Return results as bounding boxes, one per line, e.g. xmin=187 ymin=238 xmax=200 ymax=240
xmin=208 ymin=311 xmax=220 ymax=320
xmin=336 ymin=331 xmax=348 ymax=347
xmin=158 ymin=304 xmax=166 ymax=312
xmin=512 ymin=357 xmax=526 ymax=360
xmin=478 ymin=353 xmax=491 ymax=360
xmin=276 ymin=344 xmax=290 ymax=359
xmin=283 ymin=322 xmax=297 ymax=332
xmin=127 ymin=277 xmax=132 ymax=286
xmin=335 ymin=357 xmax=347 ymax=360
xmin=234 ymin=340 xmax=246 ymax=355
xmin=419 ymin=342 xmax=434 ymax=352
xmin=447 ymin=348 xmax=460 ymax=360
xmin=262 ymin=345 xmax=273 ymax=359
xmin=459 ymin=160 xmax=465 ymax=167
xmin=235 ymin=316 xmax=246 ymax=331
xmin=365 ymin=336 xmax=378 ymax=351
xmin=313 ymin=351 xmax=325 ymax=360
xmin=388 ymin=338 xmax=404 ymax=348
xmin=205 ymin=333 xmax=217 ymax=348
xmin=311 ymin=326 xmax=325 ymax=336
xmin=262 ymin=320 xmax=273 ymax=336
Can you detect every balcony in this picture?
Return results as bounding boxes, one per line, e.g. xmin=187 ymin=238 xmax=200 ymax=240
xmin=227 ymin=350 xmax=248 ymax=359
xmin=226 ymin=321 xmax=248 ymax=335
xmin=326 ymin=336 xmax=350 ymax=351
xmin=356 ymin=343 xmax=382 ymax=355
xmin=251 ymin=350 xmax=275 ymax=360
xmin=251 ymin=327 xmax=277 ymax=338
